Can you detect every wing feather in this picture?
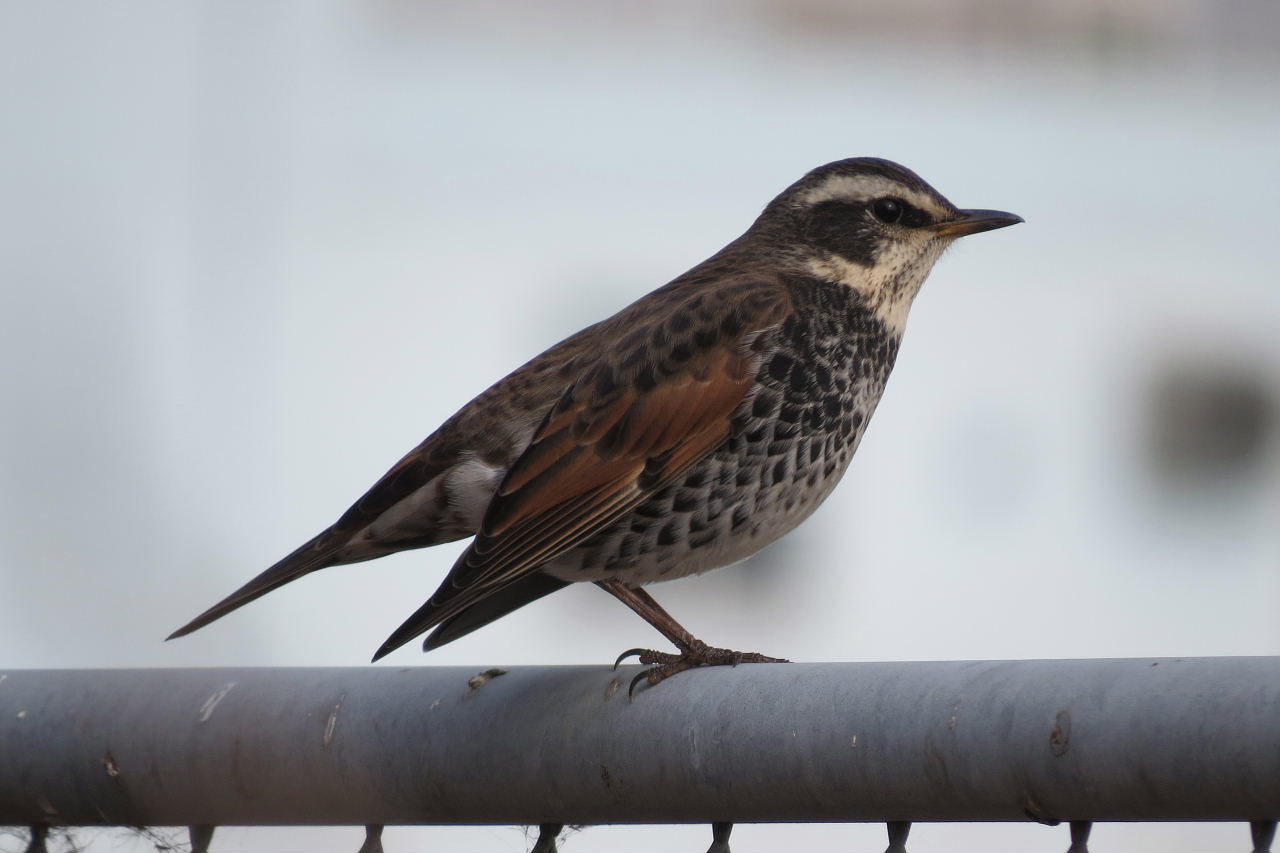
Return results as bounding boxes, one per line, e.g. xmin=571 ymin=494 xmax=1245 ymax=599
xmin=372 ymin=281 xmax=792 ymax=659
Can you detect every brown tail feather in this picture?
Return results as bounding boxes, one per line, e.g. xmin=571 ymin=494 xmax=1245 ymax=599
xmin=166 ymin=532 xmax=340 ymax=640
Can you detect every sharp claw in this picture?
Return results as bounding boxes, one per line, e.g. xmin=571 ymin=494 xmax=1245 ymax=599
xmin=614 ymin=642 xmax=785 ymax=699
xmin=613 ymin=648 xmax=646 ymax=670
xmin=627 ymin=669 xmax=651 ymax=700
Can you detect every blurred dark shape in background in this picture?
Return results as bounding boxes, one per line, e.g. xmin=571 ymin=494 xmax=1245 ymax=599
xmin=1146 ymin=358 xmax=1275 ymax=491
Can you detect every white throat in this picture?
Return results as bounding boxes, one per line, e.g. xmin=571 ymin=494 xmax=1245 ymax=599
xmin=804 ymin=238 xmax=949 ymax=337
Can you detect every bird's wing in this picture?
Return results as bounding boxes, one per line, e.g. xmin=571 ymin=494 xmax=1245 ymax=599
xmin=318 ymin=325 xmax=605 ymax=560
xmin=373 ymin=281 xmax=792 ymax=658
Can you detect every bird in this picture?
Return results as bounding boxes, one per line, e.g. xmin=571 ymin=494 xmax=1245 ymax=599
xmin=169 ymin=157 xmax=1022 ymax=691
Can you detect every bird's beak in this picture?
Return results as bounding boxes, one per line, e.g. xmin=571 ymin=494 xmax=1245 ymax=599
xmin=931 ymin=209 xmax=1024 ymax=238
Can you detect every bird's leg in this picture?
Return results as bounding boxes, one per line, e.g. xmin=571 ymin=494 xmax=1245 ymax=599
xmin=596 ymin=579 xmax=787 ymax=695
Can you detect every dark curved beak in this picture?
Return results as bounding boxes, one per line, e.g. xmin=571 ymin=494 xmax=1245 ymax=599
xmin=932 ymin=208 xmax=1024 ymax=238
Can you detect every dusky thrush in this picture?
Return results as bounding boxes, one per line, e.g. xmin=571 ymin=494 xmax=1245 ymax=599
xmin=169 ymin=157 xmax=1022 ymax=690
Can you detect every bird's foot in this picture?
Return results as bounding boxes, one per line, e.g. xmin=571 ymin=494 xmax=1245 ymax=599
xmin=614 ymin=638 xmax=787 ymax=698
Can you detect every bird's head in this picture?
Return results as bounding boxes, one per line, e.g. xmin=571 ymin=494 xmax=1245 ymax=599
xmin=756 ymin=157 xmax=1022 ymax=334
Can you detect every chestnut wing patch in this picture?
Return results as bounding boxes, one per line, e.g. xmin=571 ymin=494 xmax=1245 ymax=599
xmin=457 ymin=343 xmax=755 ymax=597
xmin=371 ymin=280 xmax=792 ymax=659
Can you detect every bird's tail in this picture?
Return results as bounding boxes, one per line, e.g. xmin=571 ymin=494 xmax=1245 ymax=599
xmin=166 ymin=532 xmax=340 ymax=640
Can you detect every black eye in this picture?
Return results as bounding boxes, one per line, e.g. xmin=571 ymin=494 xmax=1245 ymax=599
xmin=871 ymin=197 xmax=903 ymax=224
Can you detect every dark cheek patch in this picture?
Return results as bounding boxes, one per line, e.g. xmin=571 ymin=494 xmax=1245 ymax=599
xmin=803 ymin=201 xmax=878 ymax=267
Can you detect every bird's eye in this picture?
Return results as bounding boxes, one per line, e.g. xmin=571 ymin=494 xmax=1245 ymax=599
xmin=871 ymin=197 xmax=903 ymax=224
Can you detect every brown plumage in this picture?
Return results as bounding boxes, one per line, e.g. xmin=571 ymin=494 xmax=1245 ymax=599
xmin=169 ymin=157 xmax=1021 ymax=689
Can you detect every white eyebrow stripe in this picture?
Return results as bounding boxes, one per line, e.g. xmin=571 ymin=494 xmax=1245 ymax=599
xmin=800 ymin=174 xmax=946 ymax=217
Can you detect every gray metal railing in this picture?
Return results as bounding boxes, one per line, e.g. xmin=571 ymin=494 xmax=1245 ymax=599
xmin=1 ymin=658 xmax=1278 ymax=851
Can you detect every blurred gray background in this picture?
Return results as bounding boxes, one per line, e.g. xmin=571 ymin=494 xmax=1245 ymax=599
xmin=2 ymin=1 xmax=1278 ymax=851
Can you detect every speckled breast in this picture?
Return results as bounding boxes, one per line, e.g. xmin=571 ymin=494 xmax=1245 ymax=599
xmin=548 ymin=279 xmax=901 ymax=585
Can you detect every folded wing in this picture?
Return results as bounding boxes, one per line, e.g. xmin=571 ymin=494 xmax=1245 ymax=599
xmin=373 ymin=281 xmax=791 ymax=658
